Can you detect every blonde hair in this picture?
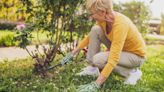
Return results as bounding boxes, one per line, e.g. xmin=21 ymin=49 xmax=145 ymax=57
xmin=86 ymin=0 xmax=113 ymax=13
xmin=86 ymin=0 xmax=114 ymax=34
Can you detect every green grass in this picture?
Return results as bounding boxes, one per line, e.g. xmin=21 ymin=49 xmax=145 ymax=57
xmin=0 ymin=45 xmax=164 ymax=92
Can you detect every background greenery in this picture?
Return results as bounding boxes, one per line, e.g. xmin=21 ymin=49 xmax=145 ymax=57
xmin=0 ymin=0 xmax=153 ymax=47
xmin=0 ymin=30 xmax=49 ymax=47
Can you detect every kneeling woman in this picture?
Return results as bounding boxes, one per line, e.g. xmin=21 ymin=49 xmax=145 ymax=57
xmin=62 ymin=0 xmax=146 ymax=91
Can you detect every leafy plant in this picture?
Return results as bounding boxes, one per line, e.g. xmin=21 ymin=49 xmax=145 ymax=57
xmin=0 ymin=32 xmax=16 ymax=47
xmin=0 ymin=0 xmax=27 ymax=21
xmin=14 ymin=0 xmax=92 ymax=77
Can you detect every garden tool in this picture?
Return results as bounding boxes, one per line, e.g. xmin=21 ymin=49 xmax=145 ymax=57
xmin=41 ymin=52 xmax=74 ymax=71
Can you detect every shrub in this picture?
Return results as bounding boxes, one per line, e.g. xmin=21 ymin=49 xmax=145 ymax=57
xmin=14 ymin=0 xmax=91 ymax=77
xmin=0 ymin=33 xmax=17 ymax=47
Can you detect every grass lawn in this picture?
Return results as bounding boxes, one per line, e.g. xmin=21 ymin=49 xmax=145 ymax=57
xmin=0 ymin=45 xmax=164 ymax=92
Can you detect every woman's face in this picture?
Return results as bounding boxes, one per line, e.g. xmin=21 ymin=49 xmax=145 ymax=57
xmin=89 ymin=8 xmax=106 ymax=22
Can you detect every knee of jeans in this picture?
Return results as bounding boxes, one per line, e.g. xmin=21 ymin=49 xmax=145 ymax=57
xmin=92 ymin=53 xmax=105 ymax=69
xmin=90 ymin=25 xmax=103 ymax=36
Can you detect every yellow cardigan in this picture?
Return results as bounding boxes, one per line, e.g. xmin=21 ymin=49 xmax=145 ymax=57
xmin=77 ymin=12 xmax=146 ymax=78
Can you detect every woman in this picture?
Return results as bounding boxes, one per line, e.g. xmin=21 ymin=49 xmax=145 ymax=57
xmin=61 ymin=0 xmax=146 ymax=91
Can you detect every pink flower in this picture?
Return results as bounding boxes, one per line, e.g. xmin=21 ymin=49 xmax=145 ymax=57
xmin=16 ymin=23 xmax=26 ymax=31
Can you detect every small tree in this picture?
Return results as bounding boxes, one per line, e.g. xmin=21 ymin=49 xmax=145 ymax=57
xmin=15 ymin=0 xmax=92 ymax=78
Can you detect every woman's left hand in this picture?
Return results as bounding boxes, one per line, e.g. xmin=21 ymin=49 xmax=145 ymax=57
xmin=76 ymin=82 xmax=100 ymax=92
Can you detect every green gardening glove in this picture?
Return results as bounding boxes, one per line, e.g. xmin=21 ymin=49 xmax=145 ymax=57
xmin=76 ymin=82 xmax=100 ymax=92
xmin=60 ymin=52 xmax=74 ymax=65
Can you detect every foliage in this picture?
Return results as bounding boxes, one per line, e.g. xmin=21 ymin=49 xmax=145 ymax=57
xmin=0 ymin=31 xmax=16 ymax=47
xmin=114 ymin=1 xmax=151 ymax=35
xmin=0 ymin=45 xmax=164 ymax=92
xmin=0 ymin=30 xmax=47 ymax=47
xmin=0 ymin=0 xmax=27 ymax=21
xmin=14 ymin=0 xmax=93 ymax=77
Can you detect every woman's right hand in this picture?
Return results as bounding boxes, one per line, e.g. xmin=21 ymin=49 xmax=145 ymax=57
xmin=60 ymin=48 xmax=81 ymax=65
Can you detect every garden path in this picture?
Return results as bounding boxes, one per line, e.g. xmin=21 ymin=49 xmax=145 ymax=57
xmin=0 ymin=45 xmax=49 ymax=62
